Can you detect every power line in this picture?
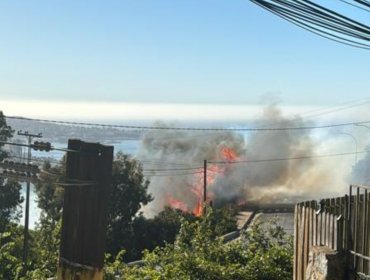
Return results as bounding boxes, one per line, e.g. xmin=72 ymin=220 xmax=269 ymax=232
xmin=339 ymin=0 xmax=370 ymax=12
xmin=143 ymin=166 xmax=203 ymax=172
xmin=8 ymin=98 xmax=370 ymax=143
xmin=141 ymin=150 xmax=366 ymax=176
xmin=209 ymin=150 xmax=367 ymax=164
xmin=250 ymin=0 xmax=370 ymax=49
xmin=300 ymin=98 xmax=370 ymax=119
xmin=3 ymin=151 xmax=366 ymax=178
xmin=136 ymin=159 xmax=192 ymax=166
xmin=0 ymin=140 xmax=79 ymax=153
xmin=6 ymin=114 xmax=370 ymax=132
xmin=142 ymin=171 xmax=203 ymax=177
xmin=3 ymin=141 xmax=366 ymax=168
xmin=145 ymin=150 xmax=369 ymax=173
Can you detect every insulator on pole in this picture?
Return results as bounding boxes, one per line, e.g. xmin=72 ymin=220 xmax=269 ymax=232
xmin=31 ymin=141 xmax=51 ymax=152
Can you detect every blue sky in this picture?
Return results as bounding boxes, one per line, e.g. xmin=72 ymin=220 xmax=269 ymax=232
xmin=0 ymin=0 xmax=370 ymax=117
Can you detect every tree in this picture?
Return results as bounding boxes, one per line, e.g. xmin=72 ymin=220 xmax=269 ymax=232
xmin=35 ymin=151 xmax=153 ymax=262
xmin=117 ymin=209 xmax=293 ymax=280
xmin=106 ymin=152 xmax=153 ymax=260
xmin=22 ymin=220 xmax=61 ymax=280
xmin=0 ymin=111 xmax=23 ymax=232
xmin=0 ymin=228 xmax=23 ymax=279
xmin=34 ymin=158 xmax=66 ymax=224
xmin=0 ymin=111 xmax=12 ymax=161
xmin=125 ymin=207 xmax=197 ymax=261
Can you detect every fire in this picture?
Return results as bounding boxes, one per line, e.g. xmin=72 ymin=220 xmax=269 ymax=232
xmin=166 ymin=145 xmax=240 ymax=216
xmin=190 ymin=173 xmax=205 ymax=217
xmin=207 ymin=164 xmax=222 ymax=183
xmin=193 ymin=200 xmax=203 ymax=217
xmin=221 ymin=146 xmax=238 ymax=162
xmin=167 ymin=195 xmax=188 ymax=212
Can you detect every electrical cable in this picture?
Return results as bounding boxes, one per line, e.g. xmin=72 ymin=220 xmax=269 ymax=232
xmin=6 ymin=115 xmax=370 ymax=132
xmin=209 ymin=149 xmax=368 ymax=164
xmin=339 ymin=0 xmax=370 ymax=12
xmin=0 ymin=140 xmax=82 ymax=153
xmin=142 ymin=171 xmax=204 ymax=177
xmin=6 ymin=155 xmax=60 ymax=164
xmin=143 ymin=166 xmax=203 ymax=172
xmin=137 ymin=160 xmax=192 ymax=166
xmin=301 ymin=99 xmax=370 ymax=119
xmin=250 ymin=0 xmax=370 ymax=49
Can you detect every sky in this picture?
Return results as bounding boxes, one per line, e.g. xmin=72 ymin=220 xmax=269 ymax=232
xmin=0 ymin=0 xmax=370 ymax=121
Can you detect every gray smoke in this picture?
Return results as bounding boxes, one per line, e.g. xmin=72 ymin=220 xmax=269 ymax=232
xmin=137 ymin=121 xmax=245 ymax=215
xmin=350 ymin=145 xmax=370 ymax=185
xmin=213 ymin=104 xmax=318 ymax=203
xmin=138 ymin=105 xmax=348 ymax=215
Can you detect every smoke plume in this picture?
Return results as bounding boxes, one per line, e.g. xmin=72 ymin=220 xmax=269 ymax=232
xmin=138 ymin=105 xmax=352 ymax=215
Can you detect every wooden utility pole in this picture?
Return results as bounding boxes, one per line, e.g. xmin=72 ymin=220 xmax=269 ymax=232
xmin=17 ymin=130 xmax=42 ymax=273
xmin=203 ymin=160 xmax=207 ymax=203
xmin=57 ymin=139 xmax=113 ymax=280
xmin=203 ymin=159 xmax=207 ymax=214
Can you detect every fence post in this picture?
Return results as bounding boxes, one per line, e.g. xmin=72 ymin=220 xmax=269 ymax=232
xmin=57 ymin=139 xmax=113 ymax=280
xmin=362 ymin=190 xmax=368 ymax=274
xmin=303 ymin=201 xmax=310 ymax=279
xmin=354 ymin=187 xmax=360 ymax=270
xmin=294 ymin=203 xmax=301 ymax=280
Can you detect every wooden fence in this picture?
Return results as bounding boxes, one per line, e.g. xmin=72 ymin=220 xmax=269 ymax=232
xmin=294 ymin=184 xmax=370 ymax=280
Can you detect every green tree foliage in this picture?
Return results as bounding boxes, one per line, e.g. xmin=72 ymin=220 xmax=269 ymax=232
xmin=0 ymin=111 xmax=23 ymax=232
xmin=123 ymin=207 xmax=197 ymax=261
xmin=0 ymin=180 xmax=23 ymax=232
xmin=106 ymin=152 xmax=153 ymax=260
xmin=135 ymin=207 xmax=196 ymax=248
xmin=0 ymin=227 xmax=23 ymax=279
xmin=0 ymin=222 xmax=61 ymax=280
xmin=34 ymin=151 xmax=153 ymax=262
xmin=22 ymin=220 xmax=61 ymax=279
xmin=0 ymin=111 xmax=13 ymax=161
xmin=113 ymin=208 xmax=293 ymax=280
xmin=129 ymin=205 xmax=238 ymax=261
xmin=34 ymin=158 xmax=66 ymax=223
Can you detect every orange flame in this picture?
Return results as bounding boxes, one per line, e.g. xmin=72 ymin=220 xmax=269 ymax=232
xmin=221 ymin=146 xmax=238 ymax=162
xmin=193 ymin=200 xmax=203 ymax=216
xmin=167 ymin=195 xmax=188 ymax=212
xmin=166 ymin=146 xmax=240 ymax=216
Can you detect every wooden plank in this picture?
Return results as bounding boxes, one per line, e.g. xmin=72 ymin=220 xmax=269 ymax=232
xmin=328 ymin=199 xmax=332 ymax=249
xmin=303 ymin=201 xmax=310 ymax=278
xmin=348 ymin=186 xmax=354 ymax=271
xmin=331 ymin=198 xmax=335 ymax=249
xmin=354 ymin=187 xmax=360 ymax=269
xmin=309 ymin=201 xmax=313 ymax=248
xmin=362 ymin=190 xmax=368 ymax=274
xmin=299 ymin=204 xmax=306 ymax=280
xmin=313 ymin=201 xmax=316 ymax=246
xmin=296 ymin=204 xmax=303 ymax=280
xmin=318 ymin=210 xmax=322 ymax=246
xmin=336 ymin=197 xmax=342 ymax=251
xmin=293 ymin=204 xmax=299 ymax=280
xmin=297 ymin=204 xmax=302 ymax=280
xmin=366 ymin=193 xmax=370 ymax=274
xmin=343 ymin=196 xmax=348 ymax=250
xmin=325 ymin=199 xmax=329 ymax=247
